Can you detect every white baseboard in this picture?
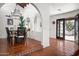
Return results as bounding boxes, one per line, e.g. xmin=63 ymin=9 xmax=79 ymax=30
xmin=0 ymin=36 xmax=6 ymax=39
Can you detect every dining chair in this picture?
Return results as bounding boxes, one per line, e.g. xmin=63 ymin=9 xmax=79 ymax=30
xmin=5 ymin=27 xmax=13 ymax=43
xmin=15 ymin=27 xmax=26 ymax=43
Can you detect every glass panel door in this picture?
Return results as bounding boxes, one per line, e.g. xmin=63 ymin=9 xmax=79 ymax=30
xmin=65 ymin=20 xmax=75 ymax=41
xmin=56 ymin=19 xmax=65 ymax=39
xmin=56 ymin=20 xmax=60 ymax=37
xmin=75 ymin=15 xmax=79 ymax=45
xmin=60 ymin=21 xmax=64 ymax=37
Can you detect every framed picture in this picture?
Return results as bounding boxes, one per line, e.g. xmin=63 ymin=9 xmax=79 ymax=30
xmin=7 ymin=18 xmax=13 ymax=25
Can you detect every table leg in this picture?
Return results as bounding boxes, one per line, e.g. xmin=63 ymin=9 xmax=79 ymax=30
xmin=12 ymin=37 xmax=15 ymax=46
xmin=12 ymin=31 xmax=15 ymax=46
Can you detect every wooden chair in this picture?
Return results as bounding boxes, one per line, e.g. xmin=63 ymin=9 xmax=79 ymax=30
xmin=5 ymin=27 xmax=12 ymax=43
xmin=15 ymin=27 xmax=26 ymax=43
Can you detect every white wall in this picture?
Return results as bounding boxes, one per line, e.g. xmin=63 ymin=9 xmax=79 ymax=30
xmin=29 ymin=13 xmax=42 ymax=42
xmin=34 ymin=3 xmax=50 ymax=48
xmin=0 ymin=3 xmax=16 ymax=38
xmin=0 ymin=10 xmax=7 ymax=38
xmin=50 ymin=9 xmax=79 ymax=38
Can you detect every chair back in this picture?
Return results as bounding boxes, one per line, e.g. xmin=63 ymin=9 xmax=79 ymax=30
xmin=17 ymin=27 xmax=26 ymax=38
xmin=5 ymin=27 xmax=12 ymax=42
xmin=5 ymin=27 xmax=10 ymax=36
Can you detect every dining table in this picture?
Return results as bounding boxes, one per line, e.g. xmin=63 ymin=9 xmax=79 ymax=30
xmin=9 ymin=28 xmax=28 ymax=46
xmin=9 ymin=29 xmax=17 ymax=46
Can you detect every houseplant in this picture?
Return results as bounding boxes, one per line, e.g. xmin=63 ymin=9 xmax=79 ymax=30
xmin=19 ymin=16 xmax=25 ymax=29
xmin=17 ymin=16 xmax=25 ymax=43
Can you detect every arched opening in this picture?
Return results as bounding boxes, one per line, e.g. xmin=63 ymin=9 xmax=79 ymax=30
xmin=0 ymin=3 xmax=43 ymax=55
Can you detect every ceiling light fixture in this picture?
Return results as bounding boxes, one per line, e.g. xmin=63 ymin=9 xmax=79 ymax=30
xmin=57 ymin=9 xmax=61 ymax=11
xmin=6 ymin=4 xmax=22 ymax=17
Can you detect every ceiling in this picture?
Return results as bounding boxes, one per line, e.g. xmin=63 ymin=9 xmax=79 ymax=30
xmin=0 ymin=3 xmax=4 ymax=8
xmin=0 ymin=3 xmax=79 ymax=16
xmin=49 ymin=3 xmax=79 ymax=15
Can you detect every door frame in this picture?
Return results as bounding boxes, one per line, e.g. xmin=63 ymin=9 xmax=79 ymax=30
xmin=74 ymin=14 xmax=79 ymax=45
xmin=56 ymin=17 xmax=76 ymax=40
xmin=56 ymin=18 xmax=65 ymax=39
xmin=56 ymin=14 xmax=79 ymax=45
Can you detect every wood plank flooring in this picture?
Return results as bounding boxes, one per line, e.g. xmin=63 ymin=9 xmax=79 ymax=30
xmin=0 ymin=38 xmax=42 ymax=56
xmin=31 ymin=38 xmax=79 ymax=56
xmin=0 ymin=38 xmax=79 ymax=56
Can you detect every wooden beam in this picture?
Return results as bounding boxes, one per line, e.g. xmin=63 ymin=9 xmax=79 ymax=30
xmin=16 ymin=3 xmax=29 ymax=8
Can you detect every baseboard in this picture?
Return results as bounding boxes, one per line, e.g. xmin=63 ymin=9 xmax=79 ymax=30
xmin=50 ymin=37 xmax=56 ymax=39
xmin=0 ymin=36 xmax=6 ymax=39
xmin=0 ymin=38 xmax=6 ymax=39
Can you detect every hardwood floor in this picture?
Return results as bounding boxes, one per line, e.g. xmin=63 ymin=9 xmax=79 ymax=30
xmin=0 ymin=38 xmax=42 ymax=56
xmin=31 ymin=38 xmax=79 ymax=56
xmin=0 ymin=38 xmax=79 ymax=56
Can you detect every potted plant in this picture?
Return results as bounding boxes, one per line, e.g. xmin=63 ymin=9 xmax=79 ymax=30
xmin=19 ymin=16 xmax=25 ymax=30
xmin=17 ymin=16 xmax=25 ymax=43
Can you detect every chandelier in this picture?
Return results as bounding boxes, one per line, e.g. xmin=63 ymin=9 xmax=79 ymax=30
xmin=6 ymin=3 xmax=29 ymax=18
xmin=11 ymin=4 xmax=23 ymax=18
xmin=6 ymin=4 xmax=22 ymax=18
xmin=11 ymin=8 xmax=22 ymax=17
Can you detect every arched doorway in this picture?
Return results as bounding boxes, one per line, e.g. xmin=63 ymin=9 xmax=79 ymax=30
xmin=0 ymin=3 xmax=43 ymax=55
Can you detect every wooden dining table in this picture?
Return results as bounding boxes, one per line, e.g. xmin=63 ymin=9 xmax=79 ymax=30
xmin=9 ymin=28 xmax=28 ymax=46
xmin=10 ymin=29 xmax=17 ymax=45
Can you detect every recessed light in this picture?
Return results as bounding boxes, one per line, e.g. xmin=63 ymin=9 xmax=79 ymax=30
xmin=57 ymin=9 xmax=61 ymax=11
